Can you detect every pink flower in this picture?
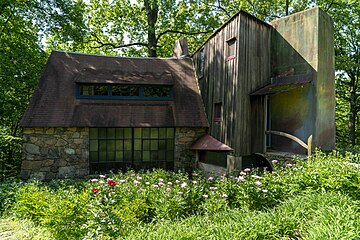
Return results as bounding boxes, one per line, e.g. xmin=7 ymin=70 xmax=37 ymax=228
xmin=167 ymin=182 xmax=173 ymax=185
xmin=251 ymin=175 xmax=263 ymax=180
xmin=208 ymin=177 xmax=214 ymax=181
xmin=239 ymin=171 xmax=246 ymax=176
xmin=272 ymin=171 xmax=278 ymax=175
xmin=177 ymin=192 xmax=184 ymax=195
xmin=133 ymin=180 xmax=140 ymax=185
xmin=254 ymin=181 xmax=262 ymax=186
xmin=175 ymin=180 xmax=180 ymax=184
xmin=237 ymin=176 xmax=246 ymax=182
xmin=159 ymin=182 xmax=165 ymax=187
xmin=99 ymin=180 xmax=105 ymax=184
xmin=91 ymin=188 xmax=100 ymax=193
xmin=90 ymin=179 xmax=98 ymax=182
xmin=152 ymin=184 xmax=159 ymax=188
xmin=209 ymin=187 xmax=218 ymax=191
xmin=138 ymin=188 xmax=143 ymax=192
xmin=137 ymin=176 xmax=142 ymax=180
xmin=159 ymin=178 xmax=164 ymax=182
xmin=192 ymin=180 xmax=198 ymax=184
xmin=261 ymin=189 xmax=268 ymax=193
xmin=286 ymin=163 xmax=293 ymax=167
xmin=202 ymin=194 xmax=208 ymax=199
xmin=192 ymin=172 xmax=198 ymax=176
xmin=244 ymin=168 xmax=251 ymax=172
xmin=272 ymin=160 xmax=279 ymax=163
xmin=181 ymin=182 xmax=188 ymax=188
xmin=99 ymin=175 xmax=106 ymax=178
xmin=107 ymin=180 xmax=117 ymax=187
xmin=166 ymin=188 xmax=172 ymax=191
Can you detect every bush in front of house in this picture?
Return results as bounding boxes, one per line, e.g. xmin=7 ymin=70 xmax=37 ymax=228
xmin=2 ymin=150 xmax=360 ymax=239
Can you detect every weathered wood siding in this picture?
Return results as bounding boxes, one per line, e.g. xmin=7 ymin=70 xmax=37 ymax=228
xmin=193 ymin=12 xmax=272 ymax=156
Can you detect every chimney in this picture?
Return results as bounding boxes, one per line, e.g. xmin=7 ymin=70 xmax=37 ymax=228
xmin=173 ymin=38 xmax=189 ymax=58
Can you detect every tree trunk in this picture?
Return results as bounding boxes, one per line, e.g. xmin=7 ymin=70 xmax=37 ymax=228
xmin=144 ymin=0 xmax=158 ymax=57
xmin=349 ymin=75 xmax=358 ymax=146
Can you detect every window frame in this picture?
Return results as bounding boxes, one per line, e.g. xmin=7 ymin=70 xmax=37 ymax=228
xmin=226 ymin=37 xmax=237 ymax=61
xmin=214 ymin=102 xmax=222 ymax=122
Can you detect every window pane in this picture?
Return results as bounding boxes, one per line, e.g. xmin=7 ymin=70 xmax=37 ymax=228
xmin=159 ymin=140 xmax=166 ymax=150
xmin=99 ymin=129 xmax=107 ymax=139
xmin=143 ymin=140 xmax=150 ymax=150
xmin=108 ymin=151 xmax=115 ymax=161
xmin=79 ymin=85 xmax=95 ymax=96
xmin=159 ymin=128 xmax=166 ymax=138
xmin=159 ymin=150 xmax=166 ymax=160
xmin=90 ymin=140 xmax=98 ymax=151
xmin=151 ymin=151 xmax=158 ymax=160
xmin=99 ymin=151 xmax=107 ymax=162
xmin=134 ymin=151 xmax=142 ymax=161
xmin=167 ymin=151 xmax=174 ymax=161
xmin=124 ymin=140 xmax=132 ymax=150
xmin=143 ymin=128 xmax=150 ymax=138
xmin=90 ymin=151 xmax=98 ymax=162
xmin=116 ymin=128 xmax=124 ymax=139
xmin=94 ymin=85 xmax=108 ymax=96
xmin=144 ymin=86 xmax=171 ymax=98
xmin=124 ymin=128 xmax=132 ymax=139
xmin=134 ymin=128 xmax=142 ymax=138
xmin=166 ymin=139 xmax=174 ymax=150
xmin=166 ymin=128 xmax=174 ymax=138
xmin=107 ymin=128 xmax=115 ymax=139
xmin=143 ymin=151 xmax=150 ymax=161
xmin=134 ymin=140 xmax=142 ymax=150
xmin=99 ymin=140 xmax=107 ymax=151
xmin=124 ymin=151 xmax=132 ymax=161
xmin=116 ymin=151 xmax=123 ymax=161
xmin=116 ymin=140 xmax=123 ymax=151
xmin=151 ymin=128 xmax=158 ymax=139
xmin=112 ymin=85 xmax=139 ymax=96
xmin=107 ymin=140 xmax=115 ymax=152
xmin=151 ymin=140 xmax=158 ymax=150
xmin=89 ymin=128 xmax=98 ymax=139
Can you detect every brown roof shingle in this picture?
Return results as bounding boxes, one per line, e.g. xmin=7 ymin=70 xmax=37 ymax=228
xmin=20 ymin=51 xmax=209 ymax=128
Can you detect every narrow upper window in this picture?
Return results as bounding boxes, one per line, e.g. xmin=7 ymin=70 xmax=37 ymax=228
xmin=226 ymin=38 xmax=236 ymax=61
xmin=77 ymin=84 xmax=173 ymax=100
xmin=214 ymin=102 xmax=222 ymax=122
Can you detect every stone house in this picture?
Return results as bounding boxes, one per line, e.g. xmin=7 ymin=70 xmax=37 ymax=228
xmin=20 ymin=7 xmax=335 ymax=180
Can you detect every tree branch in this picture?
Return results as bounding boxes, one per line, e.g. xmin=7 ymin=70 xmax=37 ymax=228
xmin=89 ymin=40 xmax=148 ymax=49
xmin=156 ymin=29 xmax=213 ymax=42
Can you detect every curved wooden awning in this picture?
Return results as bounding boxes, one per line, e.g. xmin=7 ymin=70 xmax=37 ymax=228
xmin=191 ymin=134 xmax=233 ymax=151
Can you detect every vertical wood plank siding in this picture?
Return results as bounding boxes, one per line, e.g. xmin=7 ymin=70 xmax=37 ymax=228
xmin=193 ymin=12 xmax=271 ymax=156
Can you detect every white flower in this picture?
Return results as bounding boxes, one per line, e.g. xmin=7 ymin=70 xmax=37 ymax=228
xmin=209 ymin=187 xmax=218 ymax=191
xmin=99 ymin=175 xmax=106 ymax=178
xmin=237 ymin=176 xmax=246 ymax=182
xmin=192 ymin=180 xmax=198 ymax=184
xmin=244 ymin=168 xmax=251 ymax=172
xmin=133 ymin=180 xmax=140 ymax=185
xmin=202 ymin=194 xmax=208 ymax=199
xmin=137 ymin=176 xmax=142 ymax=180
xmin=251 ymin=175 xmax=263 ymax=180
xmin=177 ymin=192 xmax=184 ymax=195
xmin=254 ymin=181 xmax=262 ymax=186
xmin=208 ymin=177 xmax=214 ymax=181
xmin=261 ymin=189 xmax=268 ymax=193
xmin=167 ymin=182 xmax=173 ymax=185
xmin=222 ymin=193 xmax=228 ymax=198
xmin=272 ymin=160 xmax=278 ymax=163
xmin=181 ymin=182 xmax=188 ymax=188
xmin=90 ymin=179 xmax=98 ymax=182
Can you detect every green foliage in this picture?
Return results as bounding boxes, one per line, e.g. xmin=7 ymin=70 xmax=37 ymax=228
xmin=1 ymin=151 xmax=360 ymax=239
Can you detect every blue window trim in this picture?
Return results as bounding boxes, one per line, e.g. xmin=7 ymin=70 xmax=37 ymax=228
xmin=76 ymin=83 xmax=174 ymax=100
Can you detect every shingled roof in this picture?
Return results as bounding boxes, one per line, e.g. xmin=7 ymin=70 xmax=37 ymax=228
xmin=20 ymin=51 xmax=209 ymax=128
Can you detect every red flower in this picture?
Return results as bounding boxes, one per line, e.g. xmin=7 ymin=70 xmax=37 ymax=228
xmin=92 ymin=188 xmax=100 ymax=194
xmin=107 ymin=180 xmax=117 ymax=187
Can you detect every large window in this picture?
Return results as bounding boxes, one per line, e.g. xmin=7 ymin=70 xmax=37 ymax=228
xmin=77 ymin=84 xmax=173 ymax=100
xmin=89 ymin=128 xmax=175 ymax=173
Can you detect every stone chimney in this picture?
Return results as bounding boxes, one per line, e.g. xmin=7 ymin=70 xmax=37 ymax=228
xmin=173 ymin=38 xmax=189 ymax=58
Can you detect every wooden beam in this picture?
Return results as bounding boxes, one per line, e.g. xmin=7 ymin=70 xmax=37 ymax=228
xmin=266 ymin=130 xmax=308 ymax=150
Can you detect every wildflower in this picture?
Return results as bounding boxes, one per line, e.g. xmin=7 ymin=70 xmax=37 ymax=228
xmin=254 ymin=181 xmax=262 ymax=186
xmin=131 ymin=173 xmax=136 ymax=176
xmin=166 ymin=188 xmax=172 ymax=191
xmin=159 ymin=178 xmax=164 ymax=182
xmin=208 ymin=177 xmax=214 ymax=181
xmin=145 ymin=182 xmax=150 ymax=185
xmin=177 ymin=192 xmax=184 ymax=195
xmin=221 ymin=175 xmax=225 ymax=179
xmin=159 ymin=182 xmax=165 ymax=187
xmin=192 ymin=172 xmax=198 ymax=176
xmin=167 ymin=182 xmax=173 ymax=185
xmin=138 ymin=188 xmax=143 ymax=192
xmin=107 ymin=179 xmax=117 ymax=187
xmin=175 ymin=180 xmax=180 ymax=184
xmin=251 ymin=175 xmax=263 ymax=180
xmin=99 ymin=174 xmax=106 ymax=178
xmin=237 ymin=176 xmax=246 ymax=182
xmin=192 ymin=180 xmax=198 ymax=184
xmin=119 ymin=180 xmax=126 ymax=184
xmin=99 ymin=180 xmax=105 ymax=184
xmin=244 ymin=168 xmax=251 ymax=172
xmin=239 ymin=171 xmax=246 ymax=176
xmin=261 ymin=189 xmax=268 ymax=193
xmin=203 ymin=194 xmax=209 ymax=199
xmin=222 ymin=193 xmax=228 ymax=198
xmin=91 ymin=188 xmax=100 ymax=194
xmin=209 ymin=187 xmax=218 ymax=191
xmin=152 ymin=184 xmax=159 ymax=188
xmin=90 ymin=179 xmax=98 ymax=182
xmin=286 ymin=163 xmax=293 ymax=167
xmin=133 ymin=180 xmax=140 ymax=185
xmin=137 ymin=176 xmax=142 ymax=180
xmin=271 ymin=171 xmax=278 ymax=175
xmin=229 ymin=175 xmax=234 ymax=179
xmin=181 ymin=182 xmax=188 ymax=188
xmin=272 ymin=160 xmax=278 ymax=163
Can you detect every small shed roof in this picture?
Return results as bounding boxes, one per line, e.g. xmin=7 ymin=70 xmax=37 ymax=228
xmin=20 ymin=51 xmax=209 ymax=128
xmin=191 ymin=134 xmax=233 ymax=151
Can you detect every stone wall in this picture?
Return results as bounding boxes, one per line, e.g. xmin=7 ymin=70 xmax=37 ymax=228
xmin=21 ymin=128 xmax=89 ymax=180
xmin=174 ymin=127 xmax=207 ymax=172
